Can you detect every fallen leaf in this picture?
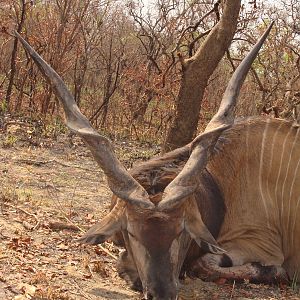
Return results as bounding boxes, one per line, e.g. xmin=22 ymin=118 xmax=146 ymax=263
xmin=25 ymin=266 xmax=36 ymax=273
xmin=57 ymin=243 xmax=69 ymax=250
xmin=19 ymin=283 xmax=36 ymax=297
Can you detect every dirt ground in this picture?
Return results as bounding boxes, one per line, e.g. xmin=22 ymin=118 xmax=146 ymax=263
xmin=0 ymin=121 xmax=300 ymax=300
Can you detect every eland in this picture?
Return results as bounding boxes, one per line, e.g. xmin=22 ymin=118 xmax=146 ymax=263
xmin=15 ymin=21 xmax=299 ymax=300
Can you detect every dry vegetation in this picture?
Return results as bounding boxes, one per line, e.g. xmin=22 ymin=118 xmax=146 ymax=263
xmin=0 ymin=0 xmax=300 ymax=143
xmin=0 ymin=120 xmax=300 ymax=300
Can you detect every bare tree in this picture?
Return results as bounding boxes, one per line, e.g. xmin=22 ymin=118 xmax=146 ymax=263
xmin=88 ymin=10 xmax=127 ymax=126
xmin=2 ymin=0 xmax=300 ymax=147
xmin=5 ymin=0 xmax=27 ymax=112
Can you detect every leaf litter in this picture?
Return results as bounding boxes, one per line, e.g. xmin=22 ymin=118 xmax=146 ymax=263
xmin=0 ymin=126 xmax=299 ymax=300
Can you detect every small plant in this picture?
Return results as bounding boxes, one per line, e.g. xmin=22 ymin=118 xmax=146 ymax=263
xmin=2 ymin=134 xmax=18 ymax=148
xmin=0 ymin=187 xmax=19 ymax=204
xmin=42 ymin=117 xmax=67 ymax=139
xmin=19 ymin=188 xmax=33 ymax=203
xmin=0 ymin=100 xmax=7 ymax=114
xmin=291 ymin=271 xmax=299 ymax=292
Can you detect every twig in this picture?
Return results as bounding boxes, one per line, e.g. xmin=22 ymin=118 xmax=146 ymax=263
xmin=13 ymin=158 xmax=97 ymax=172
xmin=62 ymin=214 xmax=85 ymax=233
xmin=70 ymin=279 xmax=94 ymax=300
xmin=13 ymin=158 xmax=52 ymax=167
xmin=50 ymin=158 xmax=95 ymax=172
xmin=87 ymin=264 xmax=94 ymax=278
xmin=173 ymin=0 xmax=220 ymax=54
xmin=69 ymin=291 xmax=91 ymax=300
xmin=96 ymin=244 xmax=118 ymax=260
xmin=226 ymin=49 xmax=236 ymax=71
xmin=3 ymin=203 xmax=37 ymax=220
xmin=48 ymin=221 xmax=81 ymax=232
xmin=229 ymin=280 xmax=236 ymax=300
xmin=2 ymin=203 xmax=39 ymax=229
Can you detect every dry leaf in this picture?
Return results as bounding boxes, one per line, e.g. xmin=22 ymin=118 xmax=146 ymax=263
xmin=19 ymin=283 xmax=36 ymax=297
xmin=57 ymin=243 xmax=69 ymax=250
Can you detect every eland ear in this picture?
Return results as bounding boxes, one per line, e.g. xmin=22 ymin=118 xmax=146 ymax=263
xmin=77 ymin=204 xmax=124 ymax=245
xmin=77 ymin=217 xmax=121 ymax=245
xmin=185 ymin=201 xmax=226 ymax=255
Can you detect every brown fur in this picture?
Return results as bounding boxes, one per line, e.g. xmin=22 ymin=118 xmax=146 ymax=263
xmin=115 ymin=117 xmax=300 ymax=285
xmin=204 ymin=117 xmax=300 ymax=280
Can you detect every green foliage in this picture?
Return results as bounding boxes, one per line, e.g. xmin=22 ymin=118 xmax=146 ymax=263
xmin=42 ymin=118 xmax=67 ymax=139
xmin=0 ymin=187 xmax=18 ymax=203
xmin=0 ymin=100 xmax=8 ymax=114
xmin=291 ymin=272 xmax=299 ymax=292
xmin=2 ymin=134 xmax=18 ymax=148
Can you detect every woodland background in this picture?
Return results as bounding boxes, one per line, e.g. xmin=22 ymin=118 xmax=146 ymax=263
xmin=0 ymin=1 xmax=300 ymax=299
xmin=0 ymin=0 xmax=300 ymax=147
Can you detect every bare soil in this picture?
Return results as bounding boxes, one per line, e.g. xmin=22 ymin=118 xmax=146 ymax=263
xmin=0 ymin=122 xmax=299 ymax=300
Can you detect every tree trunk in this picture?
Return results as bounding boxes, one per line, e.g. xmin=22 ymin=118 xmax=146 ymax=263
xmin=163 ymin=0 xmax=241 ymax=152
